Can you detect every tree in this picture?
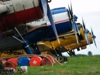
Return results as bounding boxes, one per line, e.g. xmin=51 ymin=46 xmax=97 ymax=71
xmin=88 ymin=51 xmax=93 ymax=56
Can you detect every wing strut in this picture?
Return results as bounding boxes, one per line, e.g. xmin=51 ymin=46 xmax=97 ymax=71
xmin=13 ymin=27 xmax=33 ymax=54
xmin=40 ymin=0 xmax=60 ymax=43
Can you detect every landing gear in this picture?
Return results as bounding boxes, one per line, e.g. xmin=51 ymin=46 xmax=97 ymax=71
xmin=31 ymin=43 xmax=40 ymax=54
xmin=22 ymin=41 xmax=33 ymax=54
xmin=51 ymin=48 xmax=68 ymax=63
xmin=77 ymin=48 xmax=80 ymax=51
xmin=67 ymin=50 xmax=75 ymax=56
xmin=56 ymin=56 xmax=68 ymax=63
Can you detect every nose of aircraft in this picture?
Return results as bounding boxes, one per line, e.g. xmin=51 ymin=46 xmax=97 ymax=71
xmin=87 ymin=33 xmax=93 ymax=44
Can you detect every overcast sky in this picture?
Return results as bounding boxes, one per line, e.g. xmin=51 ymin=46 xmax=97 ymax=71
xmin=49 ymin=0 xmax=100 ymax=55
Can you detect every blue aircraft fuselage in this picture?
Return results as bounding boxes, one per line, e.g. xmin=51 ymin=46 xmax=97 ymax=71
xmin=23 ymin=7 xmax=72 ymax=43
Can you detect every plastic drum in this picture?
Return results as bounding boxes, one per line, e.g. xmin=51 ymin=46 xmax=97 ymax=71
xmin=8 ymin=58 xmax=18 ymax=66
xmin=18 ymin=56 xmax=30 ymax=66
xmin=29 ymin=56 xmax=42 ymax=66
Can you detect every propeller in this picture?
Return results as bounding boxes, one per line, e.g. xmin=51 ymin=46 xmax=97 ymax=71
xmin=67 ymin=3 xmax=79 ymax=44
xmin=91 ymin=27 xmax=97 ymax=47
xmin=68 ymin=5 xmax=71 ymax=20
xmin=40 ymin=0 xmax=60 ymax=43
xmin=82 ymin=19 xmax=90 ymax=45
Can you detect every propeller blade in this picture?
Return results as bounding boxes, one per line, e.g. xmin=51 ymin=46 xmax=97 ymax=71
xmin=93 ymin=37 xmax=97 ymax=48
xmin=70 ymin=2 xmax=74 ymax=19
xmin=86 ymin=29 xmax=90 ymax=45
xmin=40 ymin=0 xmax=60 ymax=43
xmin=72 ymin=22 xmax=77 ymax=34
xmin=72 ymin=21 xmax=79 ymax=44
xmin=40 ymin=0 xmax=47 ymax=16
xmin=68 ymin=5 xmax=78 ymax=33
xmin=85 ymin=33 xmax=90 ymax=45
xmin=81 ymin=19 xmax=90 ymax=45
xmin=68 ymin=5 xmax=71 ymax=20
xmin=91 ymin=28 xmax=97 ymax=47
xmin=91 ymin=28 xmax=94 ymax=36
xmin=76 ymin=23 xmax=80 ymax=35
xmin=82 ymin=18 xmax=86 ymax=31
xmin=68 ymin=2 xmax=79 ymax=44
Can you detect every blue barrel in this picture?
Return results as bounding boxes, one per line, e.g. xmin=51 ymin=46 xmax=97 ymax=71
xmin=18 ymin=56 xmax=30 ymax=66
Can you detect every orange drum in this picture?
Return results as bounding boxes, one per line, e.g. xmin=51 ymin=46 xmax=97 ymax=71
xmin=4 ymin=61 xmax=16 ymax=70
xmin=8 ymin=58 xmax=18 ymax=66
xmin=29 ymin=56 xmax=42 ymax=66
xmin=41 ymin=56 xmax=54 ymax=66
xmin=46 ymin=55 xmax=55 ymax=64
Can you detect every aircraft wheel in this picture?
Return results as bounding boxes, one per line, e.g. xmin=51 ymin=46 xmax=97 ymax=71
xmin=63 ymin=56 xmax=68 ymax=62
xmin=57 ymin=56 xmax=67 ymax=63
xmin=72 ymin=51 xmax=75 ymax=56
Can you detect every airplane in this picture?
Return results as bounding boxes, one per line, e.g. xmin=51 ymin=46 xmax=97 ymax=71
xmin=0 ymin=1 xmax=91 ymax=62
xmin=0 ymin=0 xmax=82 ymax=55
xmin=0 ymin=20 xmax=96 ymax=63
xmin=64 ymin=27 xmax=96 ymax=56
xmin=0 ymin=6 xmax=78 ymax=56
xmin=0 ymin=0 xmax=77 ymax=43
xmin=0 ymin=21 xmax=96 ymax=62
xmin=37 ymin=22 xmax=96 ymax=58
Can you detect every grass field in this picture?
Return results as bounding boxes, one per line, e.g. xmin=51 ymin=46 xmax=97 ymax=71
xmin=16 ymin=55 xmax=100 ymax=75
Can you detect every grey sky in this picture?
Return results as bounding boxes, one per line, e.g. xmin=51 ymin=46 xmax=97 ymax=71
xmin=49 ymin=0 xmax=100 ymax=55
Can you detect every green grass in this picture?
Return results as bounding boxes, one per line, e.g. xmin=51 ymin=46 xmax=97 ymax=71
xmin=16 ymin=56 xmax=100 ymax=75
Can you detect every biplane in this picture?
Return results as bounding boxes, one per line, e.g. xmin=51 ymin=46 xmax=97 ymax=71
xmin=37 ymin=23 xmax=96 ymax=57
xmin=0 ymin=0 xmax=68 ymax=54
xmin=0 ymin=0 xmax=95 ymax=62
xmin=1 ymin=4 xmax=79 ymax=53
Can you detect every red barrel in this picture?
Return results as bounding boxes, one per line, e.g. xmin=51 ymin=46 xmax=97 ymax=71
xmin=46 ymin=55 xmax=55 ymax=64
xmin=7 ymin=58 xmax=18 ymax=66
xmin=41 ymin=56 xmax=54 ymax=66
xmin=29 ymin=56 xmax=42 ymax=66
xmin=4 ymin=61 xmax=16 ymax=70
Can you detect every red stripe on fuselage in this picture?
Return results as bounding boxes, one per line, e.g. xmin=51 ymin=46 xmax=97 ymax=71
xmin=0 ymin=6 xmax=43 ymax=32
xmin=54 ymin=19 xmax=69 ymax=24
xmin=47 ymin=18 xmax=70 ymax=26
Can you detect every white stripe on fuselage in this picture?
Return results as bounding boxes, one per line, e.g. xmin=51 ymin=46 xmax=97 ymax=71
xmin=27 ymin=17 xmax=47 ymax=27
xmin=0 ymin=0 xmax=39 ymax=14
xmin=27 ymin=11 xmax=69 ymax=27
xmin=47 ymin=12 xmax=69 ymax=25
